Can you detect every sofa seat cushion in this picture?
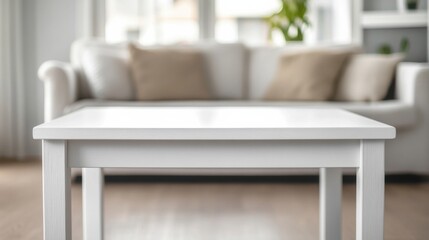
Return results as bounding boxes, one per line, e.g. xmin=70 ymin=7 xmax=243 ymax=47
xmin=64 ymin=100 xmax=416 ymax=129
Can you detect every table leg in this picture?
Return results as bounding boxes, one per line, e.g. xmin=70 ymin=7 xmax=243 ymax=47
xmin=83 ymin=168 xmax=104 ymax=240
xmin=42 ymin=140 xmax=71 ymax=240
xmin=320 ymin=168 xmax=342 ymax=240
xmin=356 ymin=140 xmax=385 ymax=240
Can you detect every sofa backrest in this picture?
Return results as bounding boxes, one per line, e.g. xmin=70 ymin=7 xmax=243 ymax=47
xmin=71 ymin=39 xmax=361 ymax=101
xmin=247 ymin=44 xmax=362 ymax=100
xmin=71 ymin=39 xmax=247 ymax=100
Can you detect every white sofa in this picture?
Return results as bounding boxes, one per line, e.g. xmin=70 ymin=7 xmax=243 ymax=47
xmin=38 ymin=39 xmax=429 ymax=175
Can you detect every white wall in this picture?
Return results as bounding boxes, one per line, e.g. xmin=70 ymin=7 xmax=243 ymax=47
xmin=22 ymin=0 xmax=77 ymax=155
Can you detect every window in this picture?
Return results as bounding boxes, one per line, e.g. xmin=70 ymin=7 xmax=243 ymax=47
xmin=309 ymin=0 xmax=353 ymax=44
xmin=106 ymin=0 xmax=199 ymax=44
xmin=214 ymin=0 xmax=280 ymax=45
xmin=104 ymin=0 xmax=353 ymax=45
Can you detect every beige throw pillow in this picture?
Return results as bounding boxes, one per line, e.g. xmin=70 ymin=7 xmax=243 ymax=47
xmin=128 ymin=44 xmax=211 ymax=100
xmin=335 ymin=54 xmax=403 ymax=102
xmin=264 ymin=51 xmax=350 ymax=101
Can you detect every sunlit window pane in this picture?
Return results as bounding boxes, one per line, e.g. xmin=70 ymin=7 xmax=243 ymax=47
xmin=215 ymin=0 xmax=281 ymax=45
xmin=106 ymin=0 xmax=199 ymax=45
xmin=309 ymin=0 xmax=352 ymax=44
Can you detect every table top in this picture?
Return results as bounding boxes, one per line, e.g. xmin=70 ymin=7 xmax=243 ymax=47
xmin=33 ymin=107 xmax=395 ymax=140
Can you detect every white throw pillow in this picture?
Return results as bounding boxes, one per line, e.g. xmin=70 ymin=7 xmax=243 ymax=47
xmin=335 ymin=54 xmax=403 ymax=102
xmin=81 ymin=49 xmax=134 ymax=100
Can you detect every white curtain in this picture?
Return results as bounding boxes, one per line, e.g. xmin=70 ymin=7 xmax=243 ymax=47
xmin=0 ymin=0 xmax=26 ymax=158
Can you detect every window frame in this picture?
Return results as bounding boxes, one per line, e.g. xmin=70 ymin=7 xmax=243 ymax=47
xmin=77 ymin=0 xmax=106 ymax=38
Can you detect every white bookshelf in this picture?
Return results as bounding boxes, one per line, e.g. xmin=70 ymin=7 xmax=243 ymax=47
xmin=362 ymin=11 xmax=427 ymax=28
xmin=352 ymin=0 xmax=429 ymax=60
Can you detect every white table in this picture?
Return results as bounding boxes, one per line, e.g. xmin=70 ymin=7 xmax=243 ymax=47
xmin=33 ymin=107 xmax=395 ymax=240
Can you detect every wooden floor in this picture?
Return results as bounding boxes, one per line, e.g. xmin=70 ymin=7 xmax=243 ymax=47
xmin=1 ymin=159 xmax=428 ymax=240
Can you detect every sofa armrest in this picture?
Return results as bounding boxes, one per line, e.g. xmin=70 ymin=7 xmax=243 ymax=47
xmin=396 ymin=63 xmax=429 ymax=172
xmin=396 ymin=62 xmax=429 ymax=105
xmin=38 ymin=61 xmax=78 ymax=121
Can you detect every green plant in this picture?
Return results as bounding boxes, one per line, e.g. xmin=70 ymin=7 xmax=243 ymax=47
xmin=266 ymin=0 xmax=310 ymax=42
xmin=378 ymin=44 xmax=392 ymax=54
xmin=407 ymin=0 xmax=419 ymax=10
xmin=400 ymin=38 xmax=409 ymax=53
xmin=377 ymin=38 xmax=409 ymax=55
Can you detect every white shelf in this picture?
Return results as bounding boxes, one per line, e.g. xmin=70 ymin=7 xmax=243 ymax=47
xmin=361 ymin=11 xmax=427 ymax=29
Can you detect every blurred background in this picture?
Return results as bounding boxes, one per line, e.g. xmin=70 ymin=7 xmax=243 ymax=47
xmin=2 ymin=0 xmax=427 ymax=157
xmin=1 ymin=0 xmax=429 ymax=239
